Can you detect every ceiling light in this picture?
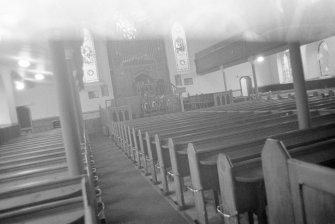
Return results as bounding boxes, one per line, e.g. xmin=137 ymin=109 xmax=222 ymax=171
xmin=18 ymin=60 xmax=30 ymax=68
xmin=15 ymin=81 xmax=25 ymax=90
xmin=256 ymin=56 xmax=265 ymax=63
xmin=34 ymin=73 xmax=45 ymax=80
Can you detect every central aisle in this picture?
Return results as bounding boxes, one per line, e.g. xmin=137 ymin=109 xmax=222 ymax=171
xmin=91 ymin=136 xmax=189 ymax=224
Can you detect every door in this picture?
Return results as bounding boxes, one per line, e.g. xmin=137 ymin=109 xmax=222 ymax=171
xmin=16 ymin=106 xmax=32 ymax=130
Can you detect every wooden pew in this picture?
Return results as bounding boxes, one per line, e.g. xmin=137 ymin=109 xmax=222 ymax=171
xmin=126 ymin=109 xmax=333 ymax=197
xmin=0 ymin=176 xmax=96 ymax=224
xmin=165 ymin=113 xmax=331 ymax=205
xmin=212 ymin=124 xmax=335 ymax=224
xmin=131 ymin=112 xmax=283 ymax=187
xmin=120 ymin=96 xmax=335 ymax=157
xmin=0 ymin=138 xmax=63 ymax=150
xmin=0 ymin=145 xmax=65 ymax=159
xmin=131 ymin=112 xmax=282 ymax=170
xmin=200 ymin=95 xmax=334 ymax=114
xmin=159 ymin=112 xmax=298 ymax=195
xmin=0 ymin=129 xmax=101 ymax=223
xmin=287 ymin=159 xmax=335 ymax=224
xmin=115 ymin=99 xmax=290 ymax=148
xmin=0 ymin=176 xmax=83 ymax=212
xmin=0 ymin=142 xmax=64 ymax=155
xmin=262 ymin=134 xmax=335 ymax=224
xmin=122 ymin=112 xmax=266 ymax=168
xmin=186 ymin=118 xmax=335 ymax=224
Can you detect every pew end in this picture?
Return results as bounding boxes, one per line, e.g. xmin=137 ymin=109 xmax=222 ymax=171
xmin=217 ymin=153 xmax=239 ymax=224
xmin=168 ymin=138 xmax=186 ymax=210
xmin=155 ymin=134 xmax=169 ymax=194
xmin=145 ymin=132 xmax=158 ymax=184
xmin=288 ymin=159 xmax=335 ymax=224
xmin=187 ymin=143 xmax=208 ymax=224
xmin=261 ymin=138 xmax=294 ymax=224
xmin=217 ymin=154 xmax=266 ymax=224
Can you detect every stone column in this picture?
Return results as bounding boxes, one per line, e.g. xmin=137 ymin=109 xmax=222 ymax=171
xmin=251 ymin=62 xmax=259 ymax=98
xmin=50 ymin=40 xmax=83 ymax=176
xmin=289 ymin=42 xmax=311 ymax=129
xmin=64 ymin=43 xmax=85 ymax=143
xmin=220 ymin=66 xmax=228 ymax=92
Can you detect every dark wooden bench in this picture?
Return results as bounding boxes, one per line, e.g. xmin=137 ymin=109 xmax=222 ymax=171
xmin=121 ymin=111 xmax=264 ymax=166
xmin=129 ymin=112 xmax=286 ymax=185
xmin=0 ymin=176 xmax=96 ymax=224
xmin=156 ymin=112 xmax=298 ymax=193
xmin=199 ymin=95 xmax=334 ymax=114
xmin=135 ymin=112 xmax=275 ymax=166
xmin=164 ymin=113 xmax=332 ymax=202
xmin=0 ymin=138 xmax=63 ymax=150
xmin=123 ymin=106 xmax=334 ymax=195
xmin=0 ymin=129 xmax=101 ymax=223
xmin=262 ymin=134 xmax=335 ymax=224
xmin=287 ymin=158 xmax=335 ymax=224
xmin=184 ymin=116 xmax=335 ymax=224
xmin=210 ymin=124 xmax=335 ymax=224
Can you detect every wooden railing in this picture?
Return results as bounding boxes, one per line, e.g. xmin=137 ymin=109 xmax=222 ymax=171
xmin=184 ymin=90 xmax=233 ymax=111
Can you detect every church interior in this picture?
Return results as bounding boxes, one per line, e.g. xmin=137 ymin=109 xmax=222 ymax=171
xmin=1 ymin=0 xmax=335 ymax=223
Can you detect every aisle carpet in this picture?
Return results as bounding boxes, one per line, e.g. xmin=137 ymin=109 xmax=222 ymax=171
xmin=91 ymin=135 xmax=189 ymax=224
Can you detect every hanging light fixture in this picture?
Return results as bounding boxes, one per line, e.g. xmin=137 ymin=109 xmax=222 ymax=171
xmin=18 ymin=60 xmax=30 ymax=68
xmin=34 ymin=73 xmax=45 ymax=80
xmin=15 ymin=80 xmax=25 ymax=90
xmin=256 ymin=55 xmax=265 ymax=63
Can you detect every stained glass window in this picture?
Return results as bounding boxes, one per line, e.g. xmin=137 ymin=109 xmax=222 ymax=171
xmin=81 ymin=29 xmax=99 ymax=83
xmin=318 ymin=41 xmax=330 ymax=77
xmin=278 ymin=50 xmax=293 ymax=83
xmin=171 ymin=22 xmax=190 ymax=74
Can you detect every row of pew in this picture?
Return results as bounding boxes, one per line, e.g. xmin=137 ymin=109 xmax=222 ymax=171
xmin=0 ymin=129 xmax=105 ymax=224
xmin=104 ymin=94 xmax=335 ymax=224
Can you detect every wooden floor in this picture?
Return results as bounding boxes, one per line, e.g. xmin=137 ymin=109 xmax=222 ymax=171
xmin=91 ymin=135 xmax=189 ymax=224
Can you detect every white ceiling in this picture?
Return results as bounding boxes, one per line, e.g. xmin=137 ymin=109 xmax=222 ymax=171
xmin=0 ymin=0 xmax=334 ymax=42
xmin=0 ymin=0 xmax=334 ymax=84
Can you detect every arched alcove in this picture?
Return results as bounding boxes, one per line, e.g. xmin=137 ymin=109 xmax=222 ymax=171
xmin=240 ymin=76 xmax=252 ymax=97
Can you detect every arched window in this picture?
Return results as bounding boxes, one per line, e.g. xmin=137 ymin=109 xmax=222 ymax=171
xmin=171 ymin=22 xmax=190 ymax=74
xmin=81 ymin=29 xmax=99 ymax=83
xmin=318 ymin=41 xmax=330 ymax=77
xmin=278 ymin=50 xmax=293 ymax=83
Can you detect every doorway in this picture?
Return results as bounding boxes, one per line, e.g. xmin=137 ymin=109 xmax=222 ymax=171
xmin=16 ymin=106 xmax=32 ymax=132
xmin=240 ymin=76 xmax=252 ymax=97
